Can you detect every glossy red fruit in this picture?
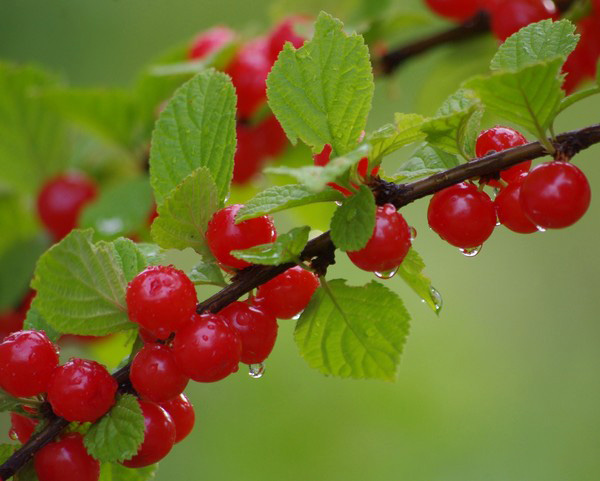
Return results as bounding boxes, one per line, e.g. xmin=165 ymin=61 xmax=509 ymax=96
xmin=159 ymin=394 xmax=195 ymax=443
xmin=0 ymin=330 xmax=59 ymax=397
xmin=494 ymin=177 xmax=537 ymax=233
xmin=520 ymin=161 xmax=591 ymax=229
xmin=188 ymin=26 xmax=235 ymax=60
xmin=476 ymin=126 xmax=531 ymax=186
xmin=425 ymin=0 xmax=482 ymax=21
xmin=172 ymin=313 xmax=242 ymax=382
xmin=9 ymin=412 xmax=38 ymax=443
xmin=126 ymin=265 xmax=197 ymax=339
xmin=267 ymin=16 xmax=309 ymax=63
xmin=488 ymin=0 xmax=557 ymax=42
xmin=34 ymin=433 xmax=100 ymax=481
xmin=255 ymin=115 xmax=288 ymax=158
xmin=232 ymin=123 xmax=264 ymax=185
xmin=206 ymin=204 xmax=277 ymax=270
xmin=347 ymin=204 xmax=412 ymax=272
xmin=130 ymin=344 xmax=189 ymax=402
xmin=428 ymin=182 xmax=496 ymax=249
xmin=122 ymin=401 xmax=176 ymax=468
xmin=47 ymin=358 xmax=117 ymax=422
xmin=563 ymin=16 xmax=600 ymax=93
xmin=253 ymin=266 xmax=319 ymax=319
xmin=225 ymin=38 xmax=271 ymax=119
xmin=219 ymin=302 xmax=278 ymax=364
xmin=0 ymin=310 xmax=24 ymax=342
xmin=37 ymin=172 xmax=98 ymax=240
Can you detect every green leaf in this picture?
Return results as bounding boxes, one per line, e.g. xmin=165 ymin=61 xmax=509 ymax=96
xmin=84 ymin=394 xmax=145 ymax=463
xmin=99 ymin=463 xmax=157 ymax=481
xmin=235 ymin=185 xmax=344 ymax=222
xmin=149 ymin=69 xmax=237 ymax=205
xmin=80 ymin=178 xmax=153 ymax=240
xmin=112 ymin=238 xmax=148 ymax=282
xmin=367 ymin=113 xmax=426 ymax=163
xmin=136 ymin=243 xmax=166 ymax=266
xmin=151 ymin=167 xmax=219 ymax=255
xmin=31 ymin=230 xmax=135 ymax=336
xmin=397 ymin=249 xmax=442 ymax=314
xmin=0 ymin=443 xmax=19 ymax=464
xmin=23 ymin=300 xmax=61 ymax=342
xmin=491 ymin=19 xmax=578 ymax=71
xmin=389 ymin=144 xmax=460 ymax=182
xmin=188 ymin=259 xmax=227 ymax=286
xmin=295 ymin=279 xmax=410 ymax=380
xmin=0 ymin=390 xmax=26 ymax=413
xmin=14 ymin=461 xmax=39 ymax=481
xmin=231 ymin=226 xmax=310 ymax=265
xmin=267 ymin=12 xmax=374 ymax=156
xmin=464 ymin=58 xmax=565 ymax=139
xmin=330 ymin=186 xmax=375 ymax=252
xmin=0 ymin=194 xmax=38 ymax=255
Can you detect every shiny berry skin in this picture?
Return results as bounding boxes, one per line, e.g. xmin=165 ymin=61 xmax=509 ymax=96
xmin=34 ymin=433 xmax=100 ymax=481
xmin=219 ymin=302 xmax=278 ymax=364
xmin=126 ymin=265 xmax=198 ymax=339
xmin=130 ymin=344 xmax=189 ymax=402
xmin=488 ymin=0 xmax=557 ymax=42
xmin=158 ymin=394 xmax=195 ymax=443
xmin=253 ymin=266 xmax=319 ymax=319
xmin=519 ymin=161 xmax=591 ymax=229
xmin=9 ymin=412 xmax=38 ymax=443
xmin=122 ymin=401 xmax=176 ymax=468
xmin=172 ymin=313 xmax=242 ymax=382
xmin=347 ymin=204 xmax=412 ymax=272
xmin=428 ymin=182 xmax=497 ymax=249
xmin=267 ymin=16 xmax=309 ymax=63
xmin=476 ymin=126 xmax=531 ymax=186
xmin=425 ymin=0 xmax=482 ymax=21
xmin=0 ymin=330 xmax=59 ymax=397
xmin=206 ymin=204 xmax=277 ymax=270
xmin=494 ymin=177 xmax=537 ymax=234
xmin=47 ymin=358 xmax=117 ymax=422
xmin=225 ymin=39 xmax=271 ymax=119
xmin=37 ymin=172 xmax=98 ymax=240
xmin=188 ymin=26 xmax=235 ymax=60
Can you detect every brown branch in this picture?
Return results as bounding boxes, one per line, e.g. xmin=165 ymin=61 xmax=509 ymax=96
xmin=2 ymin=123 xmax=599 ymax=479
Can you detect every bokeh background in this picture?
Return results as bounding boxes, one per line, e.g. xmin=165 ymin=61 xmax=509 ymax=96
xmin=1 ymin=1 xmax=599 ymax=480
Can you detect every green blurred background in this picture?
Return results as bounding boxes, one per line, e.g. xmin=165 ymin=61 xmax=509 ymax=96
xmin=1 ymin=1 xmax=599 ymax=480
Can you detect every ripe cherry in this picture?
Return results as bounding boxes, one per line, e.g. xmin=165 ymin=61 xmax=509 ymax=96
xmin=130 ymin=344 xmax=189 ymax=403
xmin=9 ymin=412 xmax=38 ymax=443
xmin=428 ymin=182 xmax=496 ymax=249
xmin=37 ymin=172 xmax=98 ymax=240
xmin=158 ymin=394 xmax=195 ymax=443
xmin=347 ymin=204 xmax=412 ymax=272
xmin=519 ymin=161 xmax=591 ymax=229
xmin=172 ymin=313 xmax=242 ymax=382
xmin=255 ymin=115 xmax=288 ymax=158
xmin=475 ymin=126 xmax=531 ymax=187
xmin=488 ymin=0 xmax=557 ymax=42
xmin=122 ymin=400 xmax=176 ymax=468
xmin=0 ymin=330 xmax=59 ymax=397
xmin=253 ymin=266 xmax=319 ymax=319
xmin=47 ymin=358 xmax=117 ymax=422
xmin=232 ymin=123 xmax=264 ymax=185
xmin=267 ymin=16 xmax=309 ymax=63
xmin=494 ymin=176 xmax=537 ymax=234
xmin=0 ymin=310 xmax=25 ymax=342
xmin=206 ymin=204 xmax=277 ymax=270
xmin=188 ymin=26 xmax=235 ymax=60
xmin=219 ymin=302 xmax=278 ymax=364
xmin=126 ymin=265 xmax=198 ymax=339
xmin=563 ymin=16 xmax=600 ymax=93
xmin=34 ymin=433 xmax=100 ymax=481
xmin=425 ymin=0 xmax=482 ymax=22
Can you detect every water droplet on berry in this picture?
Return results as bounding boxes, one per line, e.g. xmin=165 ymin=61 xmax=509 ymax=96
xmin=291 ymin=312 xmax=302 ymax=320
xmin=496 ymin=221 xmax=501 ymax=227
xmin=409 ymin=226 xmax=417 ymax=241
xmin=536 ymin=225 xmax=546 ymax=233
xmin=429 ymin=286 xmax=443 ymax=313
xmin=248 ymin=363 xmax=265 ymax=379
xmin=459 ymin=245 xmax=482 ymax=257
xmin=374 ymin=267 xmax=399 ymax=280
xmin=8 ymin=429 xmax=18 ymax=441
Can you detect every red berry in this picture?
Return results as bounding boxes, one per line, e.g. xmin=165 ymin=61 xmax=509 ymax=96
xmin=130 ymin=344 xmax=189 ymax=402
xmin=428 ymin=182 xmax=496 ymax=249
xmin=267 ymin=16 xmax=309 ymax=63
xmin=255 ymin=115 xmax=288 ymax=158
xmin=563 ymin=16 xmax=600 ymax=93
xmin=34 ymin=433 xmax=100 ymax=481
xmin=225 ymin=39 xmax=271 ymax=119
xmin=206 ymin=204 xmax=277 ymax=270
xmin=188 ymin=26 xmax=235 ymax=60
xmin=219 ymin=302 xmax=278 ymax=364
xmin=172 ymin=313 xmax=242 ymax=382
xmin=347 ymin=204 xmax=412 ymax=272
xmin=494 ymin=177 xmax=537 ymax=233
xmin=9 ymin=412 xmax=38 ymax=443
xmin=0 ymin=310 xmax=25 ymax=342
xmin=47 ymin=358 xmax=117 ymax=422
xmin=425 ymin=0 xmax=482 ymax=21
xmin=126 ymin=265 xmax=197 ymax=339
xmin=232 ymin=123 xmax=264 ymax=185
xmin=122 ymin=401 xmax=176 ymax=468
xmin=488 ymin=0 xmax=557 ymax=42
xmin=0 ymin=330 xmax=59 ymax=397
xmin=158 ymin=394 xmax=195 ymax=443
xmin=476 ymin=126 xmax=531 ymax=186
xmin=253 ymin=266 xmax=319 ymax=319
xmin=37 ymin=172 xmax=98 ymax=241
xmin=519 ymin=161 xmax=591 ymax=229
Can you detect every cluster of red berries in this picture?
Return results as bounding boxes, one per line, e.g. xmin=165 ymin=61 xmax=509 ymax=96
xmin=428 ymin=126 xmax=591 ymax=253
xmin=188 ymin=17 xmax=311 ymax=184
